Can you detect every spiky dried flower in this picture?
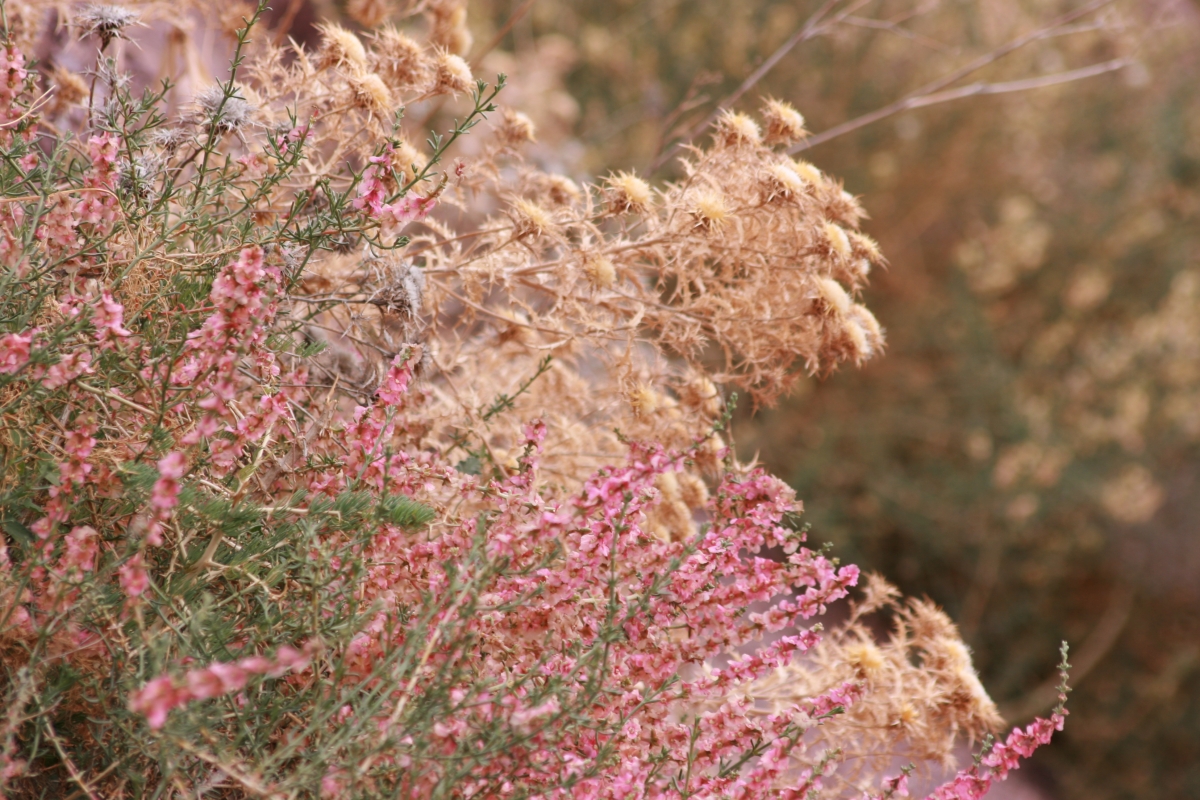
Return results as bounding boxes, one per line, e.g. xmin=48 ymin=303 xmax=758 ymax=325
xmin=604 ymin=170 xmax=653 ymax=215
xmin=349 ymin=72 xmax=393 ymax=116
xmin=510 ymin=198 xmax=555 ymax=238
xmin=762 ymin=98 xmax=808 ymax=146
xmin=75 ymin=4 xmax=139 ymax=47
xmin=428 ymin=0 xmax=473 ymax=55
xmin=347 ymin=0 xmax=391 ymax=29
xmin=582 ymin=255 xmax=616 ymax=289
xmin=315 ymin=23 xmax=369 ymax=72
xmin=690 ymin=189 xmax=729 ymax=232
xmin=496 ymin=107 xmax=536 ymax=146
xmin=370 ymin=27 xmax=430 ymax=93
xmin=46 ymin=64 xmax=87 ymax=116
xmin=714 ymin=110 xmax=762 ymax=148
xmin=192 ymin=84 xmax=256 ymax=133
xmin=762 ymin=162 xmax=806 ymax=203
xmin=432 ymin=51 xmax=473 ymax=96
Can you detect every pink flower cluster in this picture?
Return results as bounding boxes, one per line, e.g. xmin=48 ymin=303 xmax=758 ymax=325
xmin=924 ymin=712 xmax=1066 ymax=800
xmin=353 ymin=143 xmax=436 ymax=238
xmin=130 ymin=643 xmax=316 ymax=729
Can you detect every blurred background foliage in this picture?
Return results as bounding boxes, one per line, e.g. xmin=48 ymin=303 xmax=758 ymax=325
xmin=321 ymin=0 xmax=1198 ymax=796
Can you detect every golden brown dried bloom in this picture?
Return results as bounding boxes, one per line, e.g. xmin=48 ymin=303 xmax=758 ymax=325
xmin=761 ymin=162 xmax=807 ymax=203
xmin=761 ymin=98 xmax=808 ymax=146
xmin=713 ymin=110 xmax=762 ymax=148
xmin=47 ymin=64 xmax=88 ymax=116
xmin=605 ymin=171 xmax=653 ymax=215
xmin=510 ymin=198 xmax=555 ymax=238
xmin=432 ymin=51 xmax=473 ymax=96
xmin=347 ymin=0 xmax=391 ymax=29
xmin=427 ymin=0 xmax=473 ymax=55
xmin=689 ymin=189 xmax=730 ymax=232
xmin=316 ymin=23 xmax=369 ymax=72
xmin=496 ymin=107 xmax=537 ymax=146
xmin=348 ymin=72 xmax=393 ymax=115
xmin=370 ymin=27 xmax=431 ymax=94
xmin=582 ymin=255 xmax=616 ymax=289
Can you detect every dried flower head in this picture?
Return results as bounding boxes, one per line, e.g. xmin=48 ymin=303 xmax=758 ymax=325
xmin=605 ymin=171 xmax=653 ymax=215
xmin=347 ymin=0 xmax=391 ymax=29
xmin=824 ymin=221 xmax=853 ymax=260
xmin=349 ymin=72 xmax=393 ymax=116
xmin=510 ymin=198 xmax=555 ymax=238
xmin=496 ymin=108 xmax=536 ymax=146
xmin=714 ymin=110 xmax=762 ymax=148
xmin=193 ymin=85 xmax=256 ymax=133
xmin=76 ymin=4 xmax=139 ymax=47
xmin=690 ymin=189 xmax=729 ymax=232
xmin=433 ymin=51 xmax=473 ymax=96
xmin=791 ymin=158 xmax=825 ymax=186
xmin=47 ymin=64 xmax=87 ymax=116
xmin=816 ymin=276 xmax=854 ymax=317
xmin=316 ymin=24 xmax=369 ymax=72
xmin=762 ymin=98 xmax=808 ymax=145
xmin=539 ymin=174 xmax=582 ymax=206
xmin=762 ymin=162 xmax=806 ymax=203
xmin=370 ymin=27 xmax=430 ymax=93
xmin=583 ymin=255 xmax=616 ymax=289
xmin=428 ymin=1 xmax=473 ymax=55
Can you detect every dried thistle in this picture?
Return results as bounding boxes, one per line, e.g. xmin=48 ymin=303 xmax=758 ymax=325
xmin=75 ymin=4 xmax=139 ymax=48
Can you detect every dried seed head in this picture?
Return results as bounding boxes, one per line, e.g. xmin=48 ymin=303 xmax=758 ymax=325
xmin=791 ymin=159 xmax=824 ymax=187
xmin=347 ymin=0 xmax=391 ymax=29
xmin=47 ymin=64 xmax=87 ymax=115
xmin=149 ymin=127 xmax=191 ymax=153
xmin=679 ymin=374 xmax=722 ymax=417
xmin=511 ymin=198 xmax=555 ymax=238
xmin=387 ymin=139 xmax=425 ymax=183
xmin=583 ymin=255 xmax=616 ymax=289
xmin=761 ymin=98 xmax=808 ymax=146
xmin=605 ymin=171 xmax=653 ymax=215
xmin=846 ymin=641 xmax=886 ymax=678
xmin=848 ymin=230 xmax=883 ymax=264
xmin=316 ymin=24 xmax=369 ymax=72
xmin=350 ymin=72 xmax=393 ymax=116
xmin=433 ymin=51 xmax=473 ymax=96
xmin=371 ymin=28 xmax=431 ymax=93
xmin=193 ymin=85 xmax=256 ymax=133
xmin=823 ymin=222 xmax=852 ymax=260
xmin=429 ymin=3 xmax=473 ymax=55
xmin=677 ymin=472 xmax=709 ymax=509
xmin=816 ymin=276 xmax=853 ymax=317
xmin=628 ymin=384 xmax=660 ymax=418
xmin=76 ymin=5 xmax=139 ymax=47
xmin=497 ymin=108 xmax=536 ymax=146
xmin=690 ymin=190 xmax=729 ymax=232
xmin=541 ymin=174 xmax=582 ymax=206
xmin=714 ymin=110 xmax=762 ymax=148
xmin=762 ymin=163 xmax=806 ymax=203
xmin=845 ymin=304 xmax=884 ymax=361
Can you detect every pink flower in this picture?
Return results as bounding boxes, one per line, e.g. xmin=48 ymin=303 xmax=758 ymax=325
xmin=128 ymin=675 xmax=187 ymax=730
xmin=150 ymin=452 xmax=186 ymax=512
xmin=40 ymin=350 xmax=92 ymax=389
xmin=119 ymin=554 xmax=150 ymax=598
xmin=380 ymin=192 xmax=436 ymax=227
xmin=375 ymin=350 xmax=419 ymax=405
xmin=0 ymin=330 xmax=32 ymax=374
xmin=60 ymin=525 xmax=99 ymax=575
xmin=93 ymin=291 xmax=132 ymax=344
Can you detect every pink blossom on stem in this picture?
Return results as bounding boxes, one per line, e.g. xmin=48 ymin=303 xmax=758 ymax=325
xmin=0 ymin=330 xmax=32 ymax=374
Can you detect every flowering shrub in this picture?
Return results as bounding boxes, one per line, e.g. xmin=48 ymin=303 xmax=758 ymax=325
xmin=0 ymin=1 xmax=1069 ymax=797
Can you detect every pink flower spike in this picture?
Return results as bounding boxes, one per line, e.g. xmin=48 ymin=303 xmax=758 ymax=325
xmin=129 ymin=675 xmax=188 ymax=730
xmin=0 ymin=330 xmax=33 ymax=374
xmin=381 ymin=192 xmax=436 ymax=225
xmin=93 ymin=291 xmax=132 ymax=344
xmin=119 ymin=554 xmax=150 ymax=598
